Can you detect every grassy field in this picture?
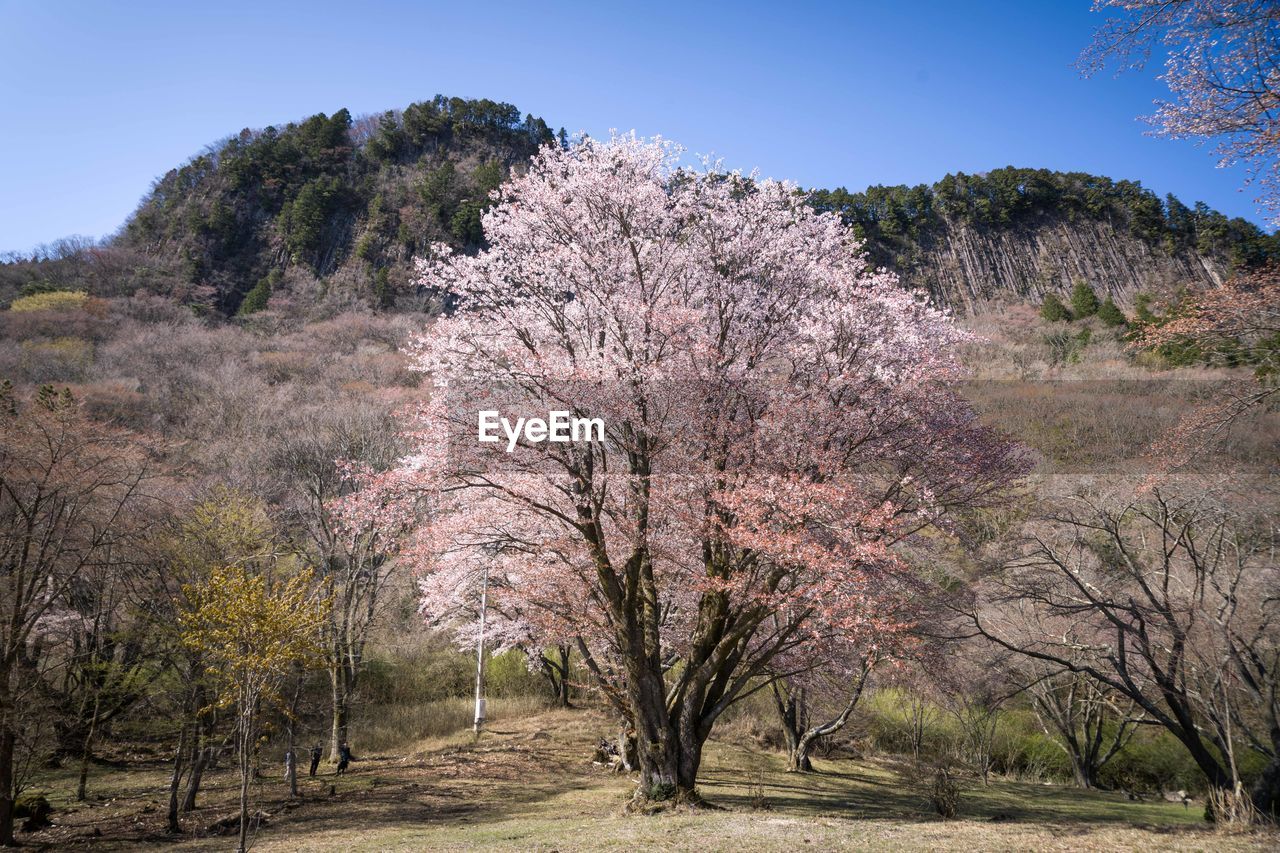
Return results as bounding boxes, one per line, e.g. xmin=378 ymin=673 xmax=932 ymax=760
xmin=18 ymin=707 xmax=1278 ymax=852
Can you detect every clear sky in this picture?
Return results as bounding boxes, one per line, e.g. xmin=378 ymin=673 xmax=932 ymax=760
xmin=0 ymin=0 xmax=1271 ymax=254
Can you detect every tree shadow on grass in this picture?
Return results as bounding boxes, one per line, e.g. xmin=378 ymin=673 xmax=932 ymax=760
xmin=696 ymin=751 xmax=1204 ymax=829
xmin=23 ymin=711 xmax=1210 ymax=849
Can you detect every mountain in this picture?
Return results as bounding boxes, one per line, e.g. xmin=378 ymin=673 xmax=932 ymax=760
xmin=114 ymin=96 xmax=559 ymax=314
xmin=4 ymin=98 xmax=1276 ymax=317
xmin=811 ymin=170 xmax=1278 ymax=312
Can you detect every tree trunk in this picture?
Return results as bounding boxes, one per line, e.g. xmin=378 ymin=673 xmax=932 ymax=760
xmin=183 ymin=745 xmax=207 ymax=812
xmin=328 ymin=665 xmax=352 ymax=762
xmin=616 ymin=723 xmax=637 ymax=772
xmin=773 ymin=683 xmax=814 ymax=772
xmin=629 ymin=668 xmax=700 ymax=804
xmin=789 ymin=734 xmax=817 ymax=773
xmin=539 ymin=646 xmax=572 ymax=708
xmin=284 ymin=676 xmax=301 ymax=799
xmin=1070 ymin=757 xmax=1098 ymax=790
xmin=775 ymin=669 xmax=869 ymax=774
xmin=166 ymin=724 xmax=188 ymax=834
xmin=0 ymin=718 xmax=15 ymax=847
xmin=284 ymin=749 xmax=298 ymax=798
xmin=1250 ymin=726 xmax=1280 ymax=819
xmin=237 ymin=715 xmax=252 ymax=853
xmin=75 ymin=742 xmax=92 ymax=802
xmin=75 ymin=697 xmax=100 ymax=802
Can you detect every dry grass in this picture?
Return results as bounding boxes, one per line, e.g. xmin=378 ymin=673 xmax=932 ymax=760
xmin=18 ymin=706 xmax=1277 ymax=852
xmin=351 ymin=695 xmax=553 ymax=754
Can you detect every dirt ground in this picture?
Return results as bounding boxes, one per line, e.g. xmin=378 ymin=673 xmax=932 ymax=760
xmin=18 ymin=708 xmax=1278 ymax=851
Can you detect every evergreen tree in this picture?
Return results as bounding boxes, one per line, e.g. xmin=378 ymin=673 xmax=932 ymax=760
xmin=1133 ymin=293 xmax=1159 ymax=325
xmin=373 ymin=267 xmax=391 ymax=308
xmin=1071 ymin=280 xmax=1100 ymax=318
xmin=1041 ymin=292 xmax=1071 ymax=322
xmin=1098 ymin=296 xmax=1127 ymax=327
xmin=238 ymin=269 xmax=279 ymax=315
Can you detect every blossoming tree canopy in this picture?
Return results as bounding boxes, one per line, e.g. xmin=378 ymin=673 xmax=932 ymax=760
xmin=373 ymin=135 xmax=1025 ymax=801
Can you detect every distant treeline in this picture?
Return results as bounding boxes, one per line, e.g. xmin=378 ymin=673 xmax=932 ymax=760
xmin=8 ymin=105 xmax=1277 ymax=318
xmin=810 ymin=167 xmax=1280 ymax=272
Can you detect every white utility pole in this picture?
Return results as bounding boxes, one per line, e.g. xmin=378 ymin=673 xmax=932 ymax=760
xmin=473 ymin=563 xmax=489 ymax=733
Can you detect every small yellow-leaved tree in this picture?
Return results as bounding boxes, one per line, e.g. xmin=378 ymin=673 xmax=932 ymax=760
xmin=180 ymin=566 xmax=328 ymax=853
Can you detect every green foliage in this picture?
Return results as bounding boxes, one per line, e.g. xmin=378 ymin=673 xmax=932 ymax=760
xmin=1097 ymin=297 xmax=1127 ymax=327
xmin=119 ymin=96 xmax=551 ymax=314
xmin=485 ymin=650 xmax=545 ymax=697
xmin=17 ymin=280 xmax=61 ymax=298
xmin=1070 ymin=280 xmax=1100 ymax=318
xmin=1133 ymin=293 xmax=1159 ymax=326
xmin=237 ymin=269 xmax=279 ymax=315
xmin=419 ymin=161 xmax=460 ymax=222
xmin=280 ymin=176 xmax=348 ymax=265
xmin=1041 ymin=292 xmax=1070 ymax=322
xmin=373 ymin=267 xmax=391 ymax=308
xmin=472 ymin=159 xmax=506 ymax=197
xmin=450 ymin=201 xmax=486 ymax=246
xmin=809 ymin=167 xmax=1280 ymax=275
xmin=179 ymin=565 xmax=328 ymax=711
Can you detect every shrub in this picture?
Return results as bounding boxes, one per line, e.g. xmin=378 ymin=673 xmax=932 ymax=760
xmin=486 ymin=649 xmax=545 ymax=697
xmin=897 ymin=759 xmax=960 ymax=819
xmin=21 ymin=337 xmax=93 ymax=381
xmin=1044 ymin=328 xmax=1091 ymax=365
xmin=8 ymin=290 xmax=88 ymax=312
xmin=1098 ymin=297 xmax=1127 ymax=327
xmin=1040 ymin=292 xmax=1070 ymax=322
xmin=1071 ymin=280 xmax=1100 ymax=318
xmin=14 ymin=791 xmax=51 ymax=819
xmin=238 ymin=270 xmax=280 ymax=316
xmin=929 ymin=765 xmax=959 ymax=819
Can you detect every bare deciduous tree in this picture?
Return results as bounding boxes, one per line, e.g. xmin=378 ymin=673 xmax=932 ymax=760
xmin=0 ymin=385 xmax=159 ymax=845
xmin=1021 ymin=667 xmax=1142 ymax=789
xmin=966 ymin=488 xmax=1279 ymax=818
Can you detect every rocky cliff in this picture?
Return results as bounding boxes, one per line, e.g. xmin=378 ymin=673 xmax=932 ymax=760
xmin=810 ymin=168 xmax=1276 ymax=314
xmin=903 ymin=214 xmax=1226 ymax=313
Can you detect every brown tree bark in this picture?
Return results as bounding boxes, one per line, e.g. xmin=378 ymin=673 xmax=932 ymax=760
xmin=166 ymin=724 xmax=188 ymax=834
xmin=0 ymin=713 xmax=15 ymax=847
xmin=328 ymin=664 xmax=351 ymax=764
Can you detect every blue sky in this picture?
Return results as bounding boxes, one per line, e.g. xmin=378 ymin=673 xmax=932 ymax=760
xmin=0 ymin=0 xmax=1270 ymax=254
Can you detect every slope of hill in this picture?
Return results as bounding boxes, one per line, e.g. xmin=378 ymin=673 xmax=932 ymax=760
xmin=115 ymin=96 xmax=558 ymax=314
xmin=811 ymin=169 xmax=1279 ymax=311
xmin=3 ymin=100 xmax=1277 ymax=319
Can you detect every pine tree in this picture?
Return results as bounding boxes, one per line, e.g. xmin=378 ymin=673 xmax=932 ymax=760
xmin=1041 ymin=292 xmax=1070 ymax=322
xmin=373 ymin=267 xmax=391 ymax=308
xmin=238 ymin=269 xmax=279 ymax=315
xmin=1098 ymin=297 xmax=1127 ymax=327
xmin=1071 ymin=280 xmax=1100 ymax=318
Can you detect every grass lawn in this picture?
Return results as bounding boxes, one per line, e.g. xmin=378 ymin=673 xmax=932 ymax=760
xmin=18 ymin=708 xmax=1276 ymax=851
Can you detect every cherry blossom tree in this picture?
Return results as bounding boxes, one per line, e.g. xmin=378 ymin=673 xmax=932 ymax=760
xmin=1080 ymin=1 xmax=1280 ymax=224
xmin=367 ymin=136 xmax=1023 ymax=804
xmin=768 ymin=563 xmax=926 ymax=773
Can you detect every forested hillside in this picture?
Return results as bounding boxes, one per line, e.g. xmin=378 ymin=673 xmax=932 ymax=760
xmin=5 ymin=100 xmax=1276 ymax=319
xmin=812 ymin=169 xmax=1279 ymax=310
xmin=0 ymin=97 xmax=558 ymax=316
